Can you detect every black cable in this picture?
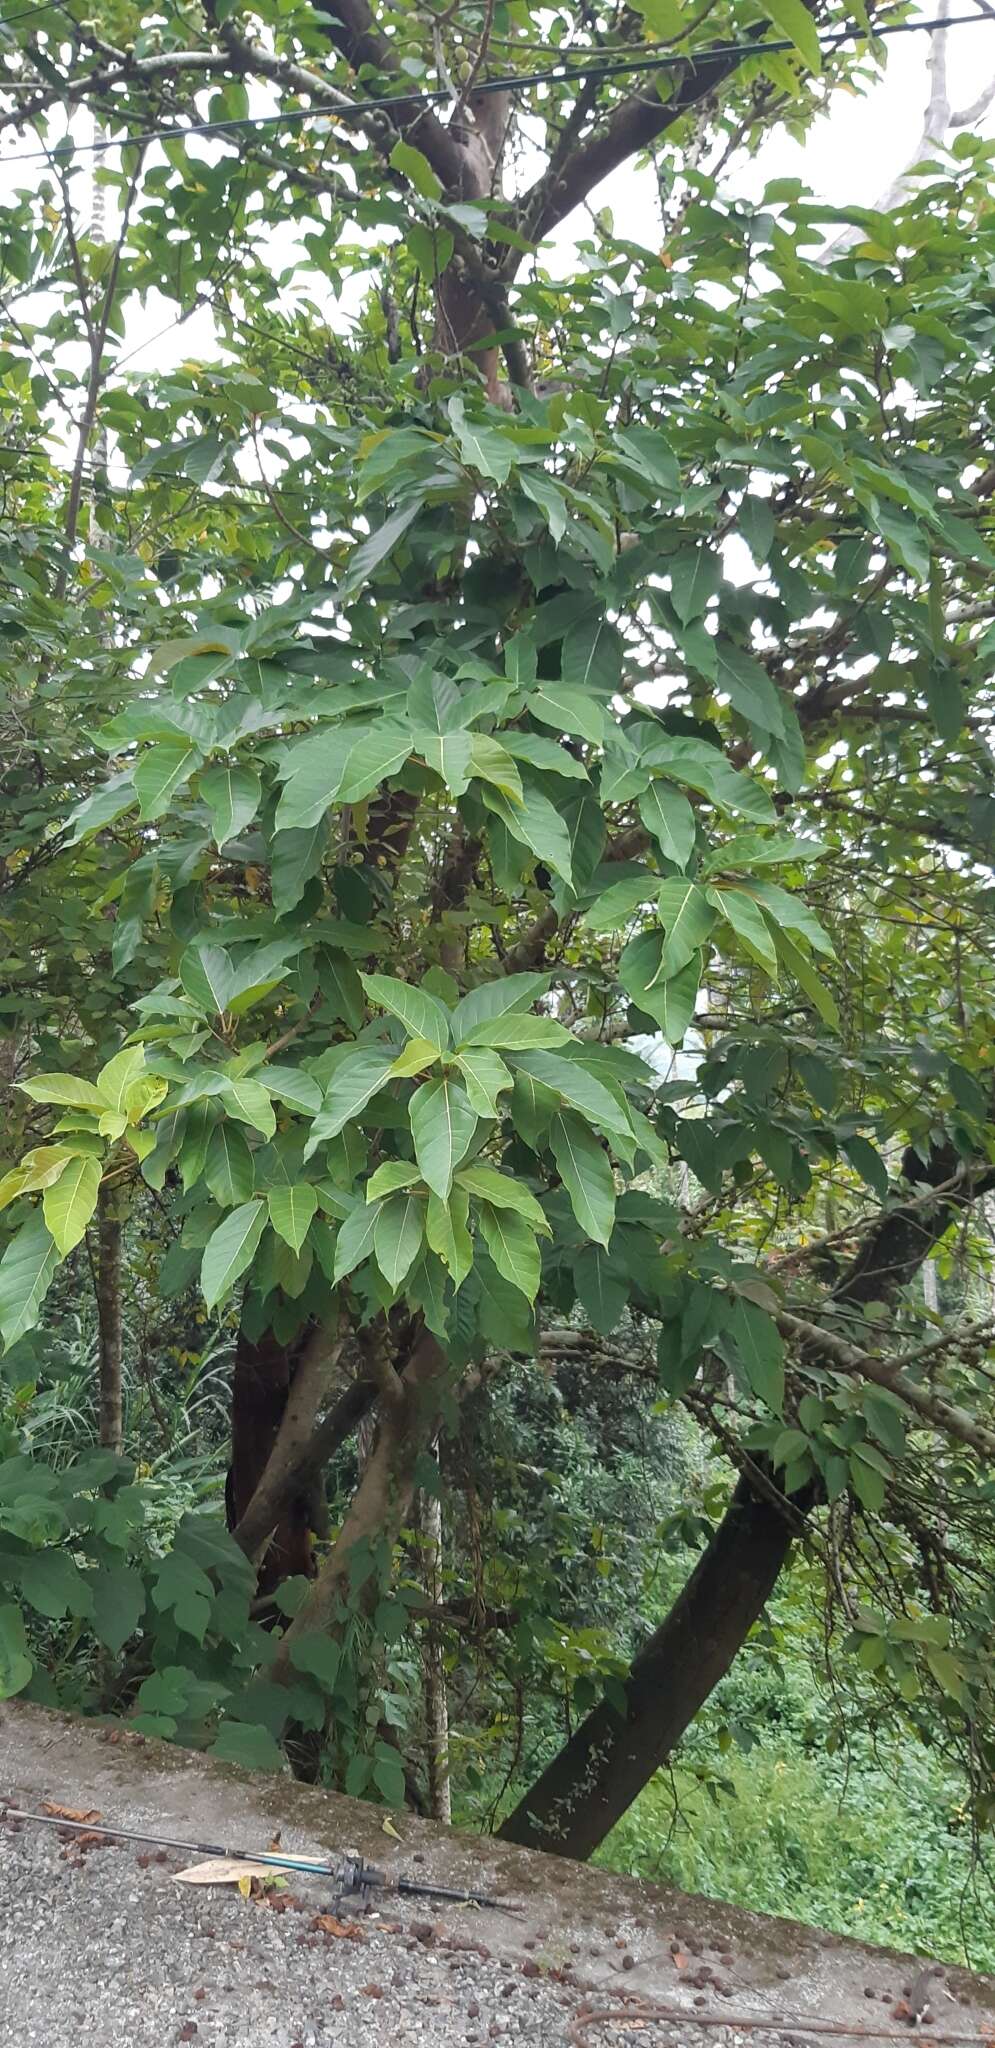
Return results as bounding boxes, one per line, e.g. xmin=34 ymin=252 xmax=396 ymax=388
xmin=0 ymin=12 xmax=991 ymax=164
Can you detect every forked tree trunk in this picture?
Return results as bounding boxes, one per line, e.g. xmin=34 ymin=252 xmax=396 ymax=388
xmin=227 ymin=1325 xmax=315 ymax=1593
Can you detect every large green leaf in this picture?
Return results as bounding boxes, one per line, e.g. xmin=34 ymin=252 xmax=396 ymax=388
xmin=373 ymin=1192 xmax=425 ymax=1289
xmin=361 ymin=972 xmax=451 ymax=1049
xmin=305 ymin=1045 xmax=396 ymax=1153
xmin=220 ymin=1076 xmax=276 ymax=1139
xmin=134 ymin=737 xmax=201 ymax=820
xmin=275 ymin=729 xmax=353 ymax=831
xmin=425 ymin=1186 xmax=473 ymax=1288
xmin=0 ymin=1212 xmax=60 ymax=1350
xmin=450 ymin=973 xmax=550 ymax=1042
xmin=455 ymin=1161 xmax=550 ymax=1234
xmin=267 ymin=1183 xmax=319 ymax=1254
xmin=452 ymin=1048 xmax=512 ymax=1118
xmin=549 ymin=1110 xmax=616 ymax=1248
xmin=511 ymin=1051 xmax=633 ymax=1140
xmin=727 ymin=1298 xmax=785 ymax=1413
xmin=638 ymin=781 xmax=695 ymax=869
xmin=707 ymin=884 xmax=780 ymax=976
xmin=656 ymin=880 xmax=716 ymax=977
xmin=200 ymin=762 xmax=262 ymax=848
xmin=201 ymin=1199 xmax=267 ymax=1308
xmin=179 ymin=942 xmax=237 ymax=1016
xmin=333 ymin=1200 xmax=381 ymax=1282
xmin=409 ymin=1076 xmax=477 ymax=1199
xmin=18 ymin=1073 xmax=105 ymax=1111
xmin=43 ymin=1154 xmax=102 ymax=1254
xmin=477 ymin=1202 xmax=541 ymax=1302
xmin=0 ymin=1603 xmax=32 ymax=1698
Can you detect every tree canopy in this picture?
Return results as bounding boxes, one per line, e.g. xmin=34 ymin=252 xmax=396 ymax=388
xmin=2 ymin=0 xmax=995 ymax=1868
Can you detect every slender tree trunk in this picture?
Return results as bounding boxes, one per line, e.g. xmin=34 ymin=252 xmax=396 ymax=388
xmin=421 ymin=1441 xmax=452 ymax=1823
xmin=499 ymin=1471 xmax=801 ymax=1854
xmin=501 ymin=1133 xmax=990 ymax=1859
xmin=923 ymin=1259 xmax=939 ymax=1313
xmin=95 ymin=1181 xmax=126 ymax=1454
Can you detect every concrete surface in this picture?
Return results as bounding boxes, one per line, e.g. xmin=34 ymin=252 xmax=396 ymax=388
xmin=1 ymin=1701 xmax=994 ymax=2047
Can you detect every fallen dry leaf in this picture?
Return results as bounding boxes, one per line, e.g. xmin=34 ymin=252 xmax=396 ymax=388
xmin=314 ymin=1915 xmax=366 ymax=1941
xmin=174 ymin=1858 xmax=275 ymax=1888
xmin=42 ymin=1803 xmax=100 ymax=1824
xmin=381 ymin=1816 xmax=403 ymax=1841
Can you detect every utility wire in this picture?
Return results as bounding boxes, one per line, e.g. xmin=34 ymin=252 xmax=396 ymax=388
xmin=0 ymin=12 xmax=992 ymax=164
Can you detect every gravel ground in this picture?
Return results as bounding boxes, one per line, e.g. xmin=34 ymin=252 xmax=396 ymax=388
xmin=0 ymin=1819 xmax=630 ymax=2047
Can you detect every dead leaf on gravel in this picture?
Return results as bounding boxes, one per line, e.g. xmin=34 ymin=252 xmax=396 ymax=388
xmin=174 ymin=1858 xmax=275 ymax=1890
xmin=314 ymin=1915 xmax=366 ymax=1941
xmin=381 ymin=1816 xmax=403 ymax=1841
xmin=42 ymin=1803 xmax=101 ymax=1824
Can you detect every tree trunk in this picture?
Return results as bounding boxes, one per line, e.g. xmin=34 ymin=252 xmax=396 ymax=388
xmin=227 ymin=1324 xmax=315 ymax=1594
xmin=420 ymin=1443 xmax=452 ymax=1824
xmin=499 ymin=1470 xmax=800 ymax=1855
xmin=500 ymin=1131 xmax=989 ymax=1858
xmin=95 ymin=1181 xmax=126 ymax=1454
xmin=266 ymin=1333 xmax=449 ymax=1691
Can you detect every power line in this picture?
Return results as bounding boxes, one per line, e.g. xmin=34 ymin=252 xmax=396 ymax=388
xmin=0 ymin=12 xmax=991 ymax=165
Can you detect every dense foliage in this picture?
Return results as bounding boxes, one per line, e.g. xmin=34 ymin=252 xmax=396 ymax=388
xmin=2 ymin=0 xmax=995 ymax=1941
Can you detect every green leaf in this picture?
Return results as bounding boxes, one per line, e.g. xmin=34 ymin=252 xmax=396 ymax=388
xmin=409 ymin=1076 xmax=477 ymax=1199
xmin=275 ymin=729 xmax=353 ymax=831
xmin=425 ymin=1186 xmax=473 ymax=1288
xmin=360 ymin=972 xmax=450 ymax=1049
xmin=263 ymin=1066 xmax=323 ymax=1116
xmin=643 ymin=737 xmax=774 ymax=822
xmin=18 ymin=1073 xmax=105 ymax=1111
xmin=512 ymin=1051 xmax=632 ymax=1139
xmin=450 ymin=973 xmax=550 ymax=1042
xmin=714 ymin=642 xmax=785 ymax=739
xmin=844 ymin=1135 xmax=890 ymax=1203
xmin=201 ymin=1199 xmax=267 ymax=1309
xmin=333 ymin=1200 xmax=381 ymax=1282
xmin=390 ymin=138 xmax=442 ymax=200
xmin=501 ymin=733 xmax=589 ymax=781
xmin=290 ymin=1631 xmax=342 ymax=1688
xmin=0 ymin=1213 xmax=60 ymax=1349
xmin=575 ymin=1244 xmax=627 ymax=1334
xmin=134 ymin=737 xmax=201 ymax=820
xmin=620 ymin=937 xmax=701 ymax=1043
xmin=267 ymin=1184 xmax=319 ymax=1254
xmin=0 ymin=1603 xmax=32 ymax=1699
xmin=583 ymin=874 xmax=658 ymax=931
xmin=336 ymin=727 xmax=412 ymax=803
xmin=771 ymin=927 xmax=840 ymax=1027
xmin=18 ymin=1550 xmax=92 ymax=1620
xmin=180 ymin=942 xmax=236 ymax=1016
xmin=656 ymin=881 xmax=716 ymax=977
xmin=220 ymin=1076 xmax=276 ymax=1138
xmin=461 ymin=1013 xmax=569 ymax=1051
xmin=549 ymin=1110 xmax=616 ymax=1248
xmin=43 ymin=1153 xmax=101 ymax=1255
xmin=639 ymin=782 xmax=695 ymax=869
xmin=373 ymin=1192 xmax=425 ymax=1289
xmin=669 ymin=546 xmax=721 ymax=624
xmin=366 ymin=1161 xmax=421 ymax=1201
xmin=467 ymin=733 xmax=524 ymax=802
xmin=484 ymin=783 xmax=575 ymax=882
xmin=764 ymin=0 xmax=823 ymax=71
xmin=454 ymin=1161 xmax=550 ymax=1234
xmin=477 ymin=1202 xmax=541 ymax=1302
xmin=200 ymin=763 xmax=262 ymax=848
xmin=271 ymin=823 xmax=326 ymax=916
xmin=728 ymin=1298 xmax=785 ymax=1413
xmin=306 ymin=1046 xmax=396 ymax=1153
xmin=204 ymin=1122 xmax=254 ymax=1206
xmin=449 ymin=396 xmax=515 ymax=486
xmin=529 ymin=683 xmax=605 ymax=746
xmin=707 ymin=885 xmax=779 ymax=975
xmin=91 ymin=1564 xmax=145 ymax=1656
xmin=452 ymin=1048 xmax=512 ymax=1118
xmin=210 ymin=1721 xmax=286 ymax=1773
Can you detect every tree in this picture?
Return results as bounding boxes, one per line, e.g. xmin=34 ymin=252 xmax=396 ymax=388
xmin=2 ymin=0 xmax=995 ymax=1836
